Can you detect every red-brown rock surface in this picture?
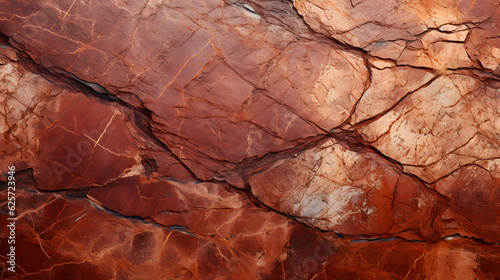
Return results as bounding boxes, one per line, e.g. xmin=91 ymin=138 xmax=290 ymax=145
xmin=1 ymin=0 xmax=500 ymax=279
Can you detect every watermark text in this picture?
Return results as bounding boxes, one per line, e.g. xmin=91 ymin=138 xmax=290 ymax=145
xmin=6 ymin=166 xmax=16 ymax=273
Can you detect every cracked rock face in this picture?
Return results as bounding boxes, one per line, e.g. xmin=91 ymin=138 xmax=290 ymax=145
xmin=1 ymin=0 xmax=500 ymax=279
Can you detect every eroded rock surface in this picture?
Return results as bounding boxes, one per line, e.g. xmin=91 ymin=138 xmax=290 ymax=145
xmin=1 ymin=0 xmax=500 ymax=279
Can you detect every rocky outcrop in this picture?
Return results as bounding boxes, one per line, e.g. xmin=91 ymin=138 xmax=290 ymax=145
xmin=1 ymin=0 xmax=499 ymax=279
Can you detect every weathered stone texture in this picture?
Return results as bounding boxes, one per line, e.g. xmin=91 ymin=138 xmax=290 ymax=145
xmin=1 ymin=0 xmax=500 ymax=278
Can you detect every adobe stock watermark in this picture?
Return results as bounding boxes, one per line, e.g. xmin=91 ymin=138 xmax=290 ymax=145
xmin=5 ymin=166 xmax=17 ymax=273
xmin=50 ymin=114 xmax=116 ymax=184
xmin=21 ymin=4 xmax=54 ymax=38
xmin=282 ymin=237 xmax=336 ymax=279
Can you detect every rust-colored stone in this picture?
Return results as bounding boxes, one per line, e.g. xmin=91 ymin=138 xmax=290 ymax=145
xmin=1 ymin=0 xmax=500 ymax=278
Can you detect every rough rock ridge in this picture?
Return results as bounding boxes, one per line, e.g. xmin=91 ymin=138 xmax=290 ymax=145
xmin=0 ymin=0 xmax=499 ymax=279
